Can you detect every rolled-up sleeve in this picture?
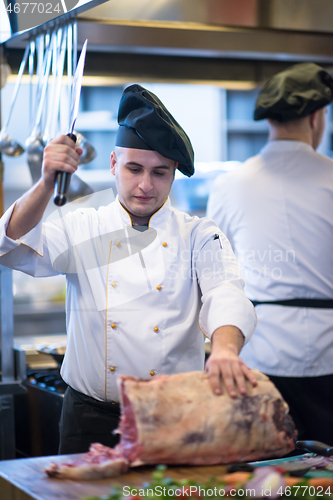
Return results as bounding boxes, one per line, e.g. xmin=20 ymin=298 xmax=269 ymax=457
xmin=195 ymin=219 xmax=257 ymax=343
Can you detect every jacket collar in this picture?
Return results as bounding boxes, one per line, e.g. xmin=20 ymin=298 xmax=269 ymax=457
xmin=261 ymin=140 xmax=314 ymax=155
xmin=115 ymin=196 xmax=171 ymax=228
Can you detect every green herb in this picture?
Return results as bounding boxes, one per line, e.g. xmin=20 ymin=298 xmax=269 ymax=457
xmin=85 ymin=465 xmax=333 ymax=500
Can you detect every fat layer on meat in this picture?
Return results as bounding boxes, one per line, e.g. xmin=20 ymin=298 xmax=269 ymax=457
xmin=117 ymin=370 xmax=297 ymax=465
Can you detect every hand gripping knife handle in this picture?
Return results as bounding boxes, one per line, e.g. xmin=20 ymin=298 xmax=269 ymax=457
xmin=53 ymin=133 xmax=77 ymax=207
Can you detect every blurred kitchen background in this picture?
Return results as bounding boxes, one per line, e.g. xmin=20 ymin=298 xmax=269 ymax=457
xmin=2 ymin=0 xmax=333 ymax=348
xmin=2 ymin=0 xmax=333 ymax=458
xmin=2 ymin=80 xmax=333 ymax=348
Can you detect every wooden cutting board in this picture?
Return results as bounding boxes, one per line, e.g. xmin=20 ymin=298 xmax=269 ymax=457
xmin=0 ymin=453 xmax=228 ymax=500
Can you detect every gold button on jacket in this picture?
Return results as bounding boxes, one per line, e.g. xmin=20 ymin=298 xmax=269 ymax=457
xmin=110 ymin=366 xmax=116 ymax=372
xmin=150 ymin=370 xmax=155 ymax=376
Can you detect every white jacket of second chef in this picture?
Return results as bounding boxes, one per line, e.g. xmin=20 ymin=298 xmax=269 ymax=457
xmin=207 ymin=140 xmax=333 ymax=378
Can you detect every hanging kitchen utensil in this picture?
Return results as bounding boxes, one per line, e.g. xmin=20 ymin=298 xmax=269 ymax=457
xmin=57 ymin=22 xmax=72 ymax=139
xmin=66 ymin=21 xmax=96 ymax=165
xmin=40 ymin=32 xmax=51 ymax=109
xmin=30 ymin=34 xmax=45 ymax=131
xmin=75 ymin=131 xmax=96 ymax=164
xmin=26 ymin=32 xmax=55 ymax=183
xmin=54 ymin=39 xmax=88 ymax=206
xmin=28 ymin=39 xmax=36 ymax=129
xmin=67 ymin=173 xmax=94 ymax=202
xmin=49 ymin=26 xmax=68 ymax=141
xmin=26 ymin=32 xmax=52 ymax=145
xmin=63 ymin=27 xmax=94 ymax=199
xmin=36 ymin=34 xmax=44 ymax=87
xmin=73 ymin=19 xmax=77 ymax=75
xmin=0 ymin=43 xmax=29 ymax=156
xmin=40 ymin=26 xmax=93 ymax=201
xmin=43 ymin=31 xmax=58 ymax=145
xmin=67 ymin=22 xmax=73 ymax=101
xmin=35 ymin=33 xmax=52 ymax=121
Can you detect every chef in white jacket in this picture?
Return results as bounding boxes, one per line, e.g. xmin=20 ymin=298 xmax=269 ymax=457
xmin=207 ymin=63 xmax=333 ymax=445
xmin=0 ymin=84 xmax=256 ymax=454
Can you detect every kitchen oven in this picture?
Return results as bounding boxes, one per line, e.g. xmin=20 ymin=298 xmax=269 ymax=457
xmin=14 ymin=367 xmax=67 ymax=457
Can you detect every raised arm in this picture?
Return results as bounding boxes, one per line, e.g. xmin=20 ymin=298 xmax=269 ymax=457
xmin=6 ymin=135 xmax=81 ymax=240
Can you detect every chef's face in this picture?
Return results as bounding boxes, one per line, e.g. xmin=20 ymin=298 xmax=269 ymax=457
xmin=111 ymin=147 xmax=177 ymax=225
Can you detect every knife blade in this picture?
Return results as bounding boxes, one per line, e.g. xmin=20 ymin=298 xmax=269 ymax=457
xmin=296 ymin=440 xmax=333 ymax=456
xmin=54 ymin=39 xmax=88 ymax=207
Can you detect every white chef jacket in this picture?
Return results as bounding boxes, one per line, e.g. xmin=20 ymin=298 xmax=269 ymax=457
xmin=0 ymin=196 xmax=256 ymax=402
xmin=207 ymin=140 xmax=333 ymax=377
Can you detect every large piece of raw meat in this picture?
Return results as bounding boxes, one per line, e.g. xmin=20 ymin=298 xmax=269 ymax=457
xmin=117 ymin=370 xmax=297 ymax=465
xmin=45 ymin=370 xmax=297 ymax=479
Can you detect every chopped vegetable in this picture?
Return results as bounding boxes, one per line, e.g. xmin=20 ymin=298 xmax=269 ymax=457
xmin=222 ymin=471 xmax=251 ymax=484
xmin=85 ymin=464 xmax=333 ymax=500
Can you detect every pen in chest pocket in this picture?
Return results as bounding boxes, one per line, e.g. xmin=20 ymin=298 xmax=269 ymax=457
xmin=213 ymin=233 xmax=223 ymax=249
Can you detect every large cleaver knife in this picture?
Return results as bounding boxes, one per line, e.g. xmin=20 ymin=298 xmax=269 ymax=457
xmin=54 ymin=39 xmax=88 ymax=206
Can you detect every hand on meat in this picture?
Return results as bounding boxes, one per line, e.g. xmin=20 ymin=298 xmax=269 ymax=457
xmin=205 ymin=325 xmax=258 ymax=398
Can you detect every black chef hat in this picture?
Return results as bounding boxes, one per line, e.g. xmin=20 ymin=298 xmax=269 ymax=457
xmin=254 ymin=63 xmax=333 ymax=122
xmin=115 ymin=84 xmax=194 ymax=177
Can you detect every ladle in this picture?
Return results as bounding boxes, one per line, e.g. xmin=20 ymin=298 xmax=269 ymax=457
xmin=26 ymin=32 xmax=54 ymax=183
xmin=67 ymin=173 xmax=94 ymax=202
xmin=0 ymin=43 xmax=29 ymax=156
xmin=75 ymin=131 xmax=97 ymax=164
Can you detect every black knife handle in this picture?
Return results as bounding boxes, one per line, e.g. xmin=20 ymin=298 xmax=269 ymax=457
xmin=53 ymin=133 xmax=77 ymax=206
xmin=296 ymin=440 xmax=333 ymax=456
